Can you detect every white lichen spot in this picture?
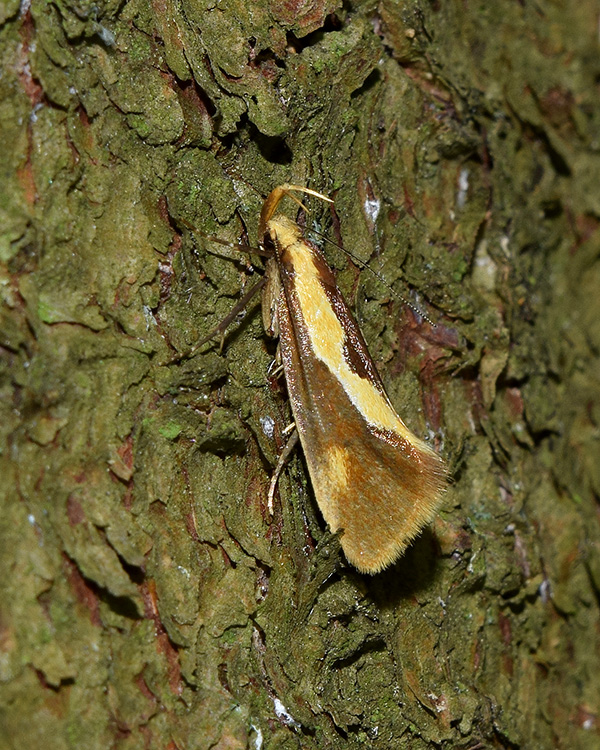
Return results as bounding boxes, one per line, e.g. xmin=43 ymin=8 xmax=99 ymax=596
xmin=457 ymin=167 xmax=470 ymax=209
xmin=472 ymin=241 xmax=497 ymax=293
xmin=260 ymin=415 xmax=275 ymax=439
xmin=364 ymin=197 xmax=380 ymax=225
xmin=250 ymin=724 xmax=263 ymax=750
xmin=467 ymin=550 xmax=477 ymax=574
xmin=30 ymin=100 xmax=43 ymax=124
xmin=273 ymin=697 xmax=300 ymax=728
xmin=143 ymin=305 xmax=156 ymax=330
xmin=539 ymin=578 xmax=551 ymax=603
xmin=427 ymin=691 xmax=448 ymax=713
xmin=95 ymin=24 xmax=116 ymax=47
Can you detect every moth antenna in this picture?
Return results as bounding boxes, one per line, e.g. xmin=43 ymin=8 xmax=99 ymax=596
xmin=269 ymin=186 xmax=437 ymax=327
xmin=281 ymin=191 xmax=310 ymax=215
xmin=307 ymin=226 xmax=438 ymax=328
xmin=282 ymin=184 xmax=334 ymax=204
xmin=259 ymin=183 xmax=333 ymax=237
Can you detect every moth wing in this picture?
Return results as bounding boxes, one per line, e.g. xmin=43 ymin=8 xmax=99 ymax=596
xmin=274 ymin=234 xmax=446 ymax=573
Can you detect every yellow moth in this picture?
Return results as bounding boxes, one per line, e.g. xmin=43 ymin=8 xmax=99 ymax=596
xmin=202 ymin=185 xmax=447 ymax=573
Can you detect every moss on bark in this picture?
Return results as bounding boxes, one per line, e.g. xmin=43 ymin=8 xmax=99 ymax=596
xmin=1 ymin=0 xmax=599 ymax=747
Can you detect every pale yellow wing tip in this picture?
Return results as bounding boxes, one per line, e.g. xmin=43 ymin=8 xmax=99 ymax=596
xmin=344 ymin=519 xmax=439 ymax=575
xmin=342 ymin=481 xmax=447 ymax=575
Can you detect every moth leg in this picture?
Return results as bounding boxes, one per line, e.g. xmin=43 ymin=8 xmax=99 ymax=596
xmin=195 ymin=278 xmax=266 ymax=350
xmin=268 ymin=427 xmax=299 ymax=514
xmin=267 ymin=350 xmax=285 ymax=381
xmin=281 ymin=421 xmax=296 ymax=436
xmin=160 ymin=278 xmax=266 ymax=365
xmin=261 ymin=258 xmax=281 ymax=338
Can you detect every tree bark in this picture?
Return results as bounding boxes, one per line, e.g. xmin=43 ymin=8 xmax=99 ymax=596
xmin=1 ymin=0 xmax=599 ymax=748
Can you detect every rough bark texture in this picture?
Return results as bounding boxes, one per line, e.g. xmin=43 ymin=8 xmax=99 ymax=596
xmin=1 ymin=0 xmax=599 ymax=748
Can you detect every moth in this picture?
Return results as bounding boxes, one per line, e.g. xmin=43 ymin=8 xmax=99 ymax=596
xmin=200 ymin=184 xmax=447 ymax=573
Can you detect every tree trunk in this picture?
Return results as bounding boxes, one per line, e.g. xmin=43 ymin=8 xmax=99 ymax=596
xmin=1 ymin=0 xmax=599 ymax=748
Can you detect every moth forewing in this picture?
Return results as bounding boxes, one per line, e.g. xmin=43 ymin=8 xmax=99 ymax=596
xmin=260 ymin=187 xmax=447 ymax=574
